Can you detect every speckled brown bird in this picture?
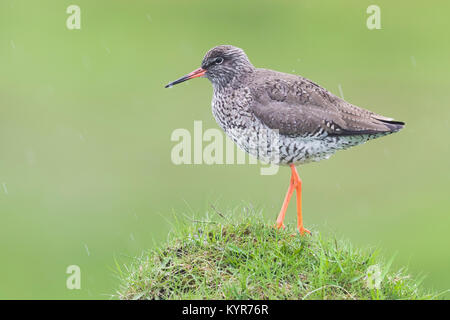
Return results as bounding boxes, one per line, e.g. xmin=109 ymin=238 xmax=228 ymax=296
xmin=165 ymin=45 xmax=405 ymax=235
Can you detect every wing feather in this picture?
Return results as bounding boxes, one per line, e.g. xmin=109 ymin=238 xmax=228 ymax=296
xmin=249 ymin=69 xmax=404 ymax=137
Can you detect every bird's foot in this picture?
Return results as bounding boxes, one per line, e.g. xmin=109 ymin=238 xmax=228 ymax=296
xmin=275 ymin=221 xmax=286 ymax=230
xmin=297 ymin=226 xmax=311 ymax=236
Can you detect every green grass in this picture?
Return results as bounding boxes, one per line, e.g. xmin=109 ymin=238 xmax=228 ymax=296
xmin=2 ymin=1 xmax=450 ymax=298
xmin=116 ymin=209 xmax=440 ymax=300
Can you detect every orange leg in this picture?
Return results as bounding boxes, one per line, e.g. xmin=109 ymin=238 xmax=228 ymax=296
xmin=291 ymin=165 xmax=311 ymax=235
xmin=275 ymin=164 xmax=311 ymax=236
xmin=275 ymin=173 xmax=295 ymax=229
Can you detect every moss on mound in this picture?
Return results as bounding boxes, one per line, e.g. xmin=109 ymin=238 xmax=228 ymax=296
xmin=118 ymin=212 xmax=436 ymax=300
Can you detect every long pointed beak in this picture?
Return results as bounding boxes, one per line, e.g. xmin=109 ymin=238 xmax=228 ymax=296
xmin=165 ymin=68 xmax=206 ymax=88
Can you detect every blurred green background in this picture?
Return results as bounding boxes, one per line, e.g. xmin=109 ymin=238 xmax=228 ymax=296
xmin=1 ymin=0 xmax=449 ymax=299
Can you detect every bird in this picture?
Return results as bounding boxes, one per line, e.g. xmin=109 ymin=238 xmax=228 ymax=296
xmin=165 ymin=45 xmax=404 ymax=235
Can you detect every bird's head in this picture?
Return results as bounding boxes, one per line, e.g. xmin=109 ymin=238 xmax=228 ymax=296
xmin=165 ymin=45 xmax=254 ymax=89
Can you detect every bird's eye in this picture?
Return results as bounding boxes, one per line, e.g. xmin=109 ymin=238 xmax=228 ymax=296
xmin=214 ymin=57 xmax=224 ymax=65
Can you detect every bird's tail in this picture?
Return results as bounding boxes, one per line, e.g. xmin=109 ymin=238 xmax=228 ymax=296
xmin=377 ymin=118 xmax=405 ymax=133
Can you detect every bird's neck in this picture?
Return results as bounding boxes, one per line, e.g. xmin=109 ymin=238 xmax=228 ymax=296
xmin=212 ymin=67 xmax=255 ymax=93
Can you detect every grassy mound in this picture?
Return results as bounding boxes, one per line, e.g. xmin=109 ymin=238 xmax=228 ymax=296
xmin=117 ymin=210 xmax=436 ymax=300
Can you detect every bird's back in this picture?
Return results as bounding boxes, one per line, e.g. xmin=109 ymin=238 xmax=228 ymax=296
xmin=211 ymin=67 xmax=404 ymax=165
xmin=248 ymin=68 xmax=404 ymax=138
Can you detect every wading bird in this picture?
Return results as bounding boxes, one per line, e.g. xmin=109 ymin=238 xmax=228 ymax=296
xmin=165 ymin=45 xmax=404 ymax=235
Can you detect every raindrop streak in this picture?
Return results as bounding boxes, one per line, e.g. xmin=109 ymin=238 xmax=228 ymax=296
xmin=146 ymin=13 xmax=152 ymax=22
xmin=26 ymin=149 xmax=36 ymax=166
xmin=10 ymin=40 xmax=15 ymax=49
xmin=410 ymin=56 xmax=417 ymax=67
xmin=130 ymin=233 xmax=135 ymax=241
xmin=84 ymin=243 xmax=90 ymax=256
xmin=338 ymin=84 xmax=345 ymax=99
xmin=2 ymin=183 xmax=8 ymax=195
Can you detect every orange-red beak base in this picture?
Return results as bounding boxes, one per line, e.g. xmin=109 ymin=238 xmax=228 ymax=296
xmin=165 ymin=68 xmax=206 ymax=88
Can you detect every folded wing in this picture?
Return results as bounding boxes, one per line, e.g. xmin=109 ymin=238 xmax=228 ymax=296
xmin=250 ymin=70 xmax=404 ymax=137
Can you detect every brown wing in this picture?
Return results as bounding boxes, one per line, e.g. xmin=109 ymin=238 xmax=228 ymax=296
xmin=249 ymin=69 xmax=404 ymax=137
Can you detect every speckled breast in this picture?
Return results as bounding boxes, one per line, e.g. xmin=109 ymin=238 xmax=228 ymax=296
xmin=211 ymin=85 xmax=380 ymax=166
